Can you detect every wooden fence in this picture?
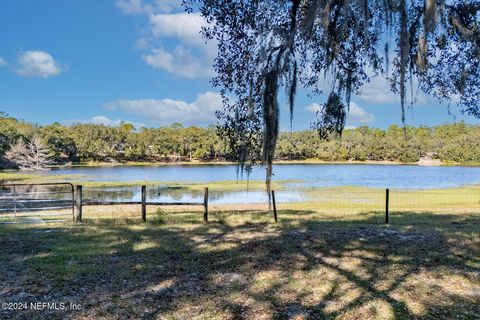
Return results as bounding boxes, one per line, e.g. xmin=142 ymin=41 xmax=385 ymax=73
xmin=1 ymin=183 xmax=398 ymax=225
xmin=74 ymin=185 xmax=209 ymax=223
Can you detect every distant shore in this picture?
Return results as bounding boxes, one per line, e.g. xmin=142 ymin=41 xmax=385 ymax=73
xmin=49 ymin=158 xmax=477 ymax=168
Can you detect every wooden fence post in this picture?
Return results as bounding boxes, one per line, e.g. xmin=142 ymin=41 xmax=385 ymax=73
xmin=75 ymin=185 xmax=83 ymax=222
xmin=385 ymin=188 xmax=390 ymax=224
xmin=204 ymin=187 xmax=209 ymax=223
xmin=271 ymin=190 xmax=278 ymax=222
xmin=141 ymin=185 xmax=146 ymax=222
xmin=13 ymin=185 xmax=17 ymax=222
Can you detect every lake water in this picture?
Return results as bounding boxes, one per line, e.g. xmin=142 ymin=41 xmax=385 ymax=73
xmin=43 ymin=163 xmax=480 ymax=189
xmin=31 ymin=164 xmax=480 ymax=204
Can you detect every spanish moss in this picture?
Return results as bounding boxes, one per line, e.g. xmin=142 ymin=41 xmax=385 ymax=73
xmin=184 ymin=0 xmax=480 ymax=195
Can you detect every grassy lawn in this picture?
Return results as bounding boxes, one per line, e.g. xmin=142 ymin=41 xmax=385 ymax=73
xmin=0 ymin=206 xmax=479 ymax=319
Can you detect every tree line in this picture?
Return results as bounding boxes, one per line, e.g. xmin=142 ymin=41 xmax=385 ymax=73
xmin=1 ymin=114 xmax=479 ymax=169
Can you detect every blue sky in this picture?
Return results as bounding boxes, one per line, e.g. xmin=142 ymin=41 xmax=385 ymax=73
xmin=0 ymin=0 xmax=478 ymax=130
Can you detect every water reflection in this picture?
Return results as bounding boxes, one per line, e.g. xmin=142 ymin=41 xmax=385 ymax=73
xmin=0 ymin=184 xmax=305 ymax=207
xmin=83 ymin=186 xmax=306 ymax=204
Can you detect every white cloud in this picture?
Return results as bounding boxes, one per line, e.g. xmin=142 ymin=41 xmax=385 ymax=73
xmin=115 ymin=0 xmax=180 ymax=15
xmin=305 ymin=101 xmax=375 ymax=125
xmin=142 ymin=46 xmax=213 ymax=79
xmin=143 ymin=12 xmax=214 ymax=78
xmin=348 ymin=102 xmax=375 ymax=124
xmin=117 ymin=0 xmax=214 ymax=78
xmin=305 ymin=103 xmax=321 ymax=114
xmin=115 ymin=0 xmax=145 ymax=14
xmin=151 ymin=0 xmax=181 ymax=13
xmin=16 ymin=51 xmax=63 ymax=78
xmin=66 ymin=115 xmax=144 ymax=129
xmin=357 ymin=76 xmax=427 ymax=105
xmin=149 ymin=12 xmax=206 ymax=47
xmin=136 ymin=38 xmax=151 ymax=50
xmin=0 ymin=57 xmax=6 ymax=67
xmin=115 ymin=0 xmax=147 ymax=14
xmin=103 ymin=91 xmax=222 ymax=126
xmin=357 ymin=77 xmax=397 ymax=104
xmin=87 ymin=116 xmax=127 ymax=126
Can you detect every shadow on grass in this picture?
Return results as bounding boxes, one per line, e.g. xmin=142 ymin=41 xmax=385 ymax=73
xmin=0 ymin=210 xmax=479 ymax=319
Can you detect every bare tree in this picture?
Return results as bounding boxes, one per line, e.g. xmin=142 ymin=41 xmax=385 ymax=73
xmin=5 ymin=136 xmax=53 ymax=171
xmin=5 ymin=139 xmax=29 ymax=169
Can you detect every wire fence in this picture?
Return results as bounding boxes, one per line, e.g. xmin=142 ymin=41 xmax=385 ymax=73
xmin=298 ymin=189 xmax=386 ymax=216
xmin=0 ymin=182 xmax=478 ymax=224
xmin=271 ymin=187 xmax=480 ymax=226
xmin=389 ymin=189 xmax=480 ymax=214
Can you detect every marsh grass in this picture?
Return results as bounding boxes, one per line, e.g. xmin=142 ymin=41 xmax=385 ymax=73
xmin=0 ymin=172 xmax=83 ymax=184
xmin=75 ymin=179 xmax=290 ymax=191
xmin=0 ymin=171 xmax=294 ymax=192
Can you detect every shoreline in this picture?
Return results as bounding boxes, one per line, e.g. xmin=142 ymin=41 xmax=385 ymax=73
xmin=2 ymin=169 xmax=479 ymax=191
xmin=47 ymin=159 xmax=479 ymax=168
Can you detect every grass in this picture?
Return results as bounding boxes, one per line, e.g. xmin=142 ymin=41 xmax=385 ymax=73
xmin=0 ymin=205 xmax=479 ymax=319
xmin=0 ymin=170 xmax=292 ymax=191
xmin=297 ymin=185 xmax=480 ymax=215
xmin=25 ymin=179 xmax=277 ymax=192
xmin=174 ymin=179 xmax=290 ymax=192
xmin=74 ymin=179 xmax=293 ymax=191
xmin=0 ymin=172 xmax=82 ymax=184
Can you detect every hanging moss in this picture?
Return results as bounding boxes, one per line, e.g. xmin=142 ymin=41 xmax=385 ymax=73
xmin=184 ymin=0 xmax=480 ymax=192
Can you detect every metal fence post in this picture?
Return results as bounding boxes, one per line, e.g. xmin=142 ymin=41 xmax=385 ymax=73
xmin=385 ymin=188 xmax=390 ymax=224
xmin=203 ymin=187 xmax=209 ymax=223
xmin=75 ymin=185 xmax=83 ymax=222
xmin=271 ymin=190 xmax=278 ymax=222
xmin=141 ymin=185 xmax=146 ymax=222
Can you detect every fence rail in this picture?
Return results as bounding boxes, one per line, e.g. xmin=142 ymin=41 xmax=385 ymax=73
xmin=74 ymin=185 xmax=209 ymax=223
xmin=0 ymin=182 xmax=478 ymax=224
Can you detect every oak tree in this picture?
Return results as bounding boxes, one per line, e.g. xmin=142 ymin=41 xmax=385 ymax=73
xmin=184 ymin=0 xmax=480 ymax=193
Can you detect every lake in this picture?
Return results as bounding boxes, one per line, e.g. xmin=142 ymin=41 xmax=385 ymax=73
xmin=33 ymin=163 xmax=480 ymax=204
xmin=43 ymin=163 xmax=480 ymax=189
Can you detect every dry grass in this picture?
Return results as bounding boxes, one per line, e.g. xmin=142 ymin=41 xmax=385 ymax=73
xmin=0 ymin=205 xmax=479 ymax=320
